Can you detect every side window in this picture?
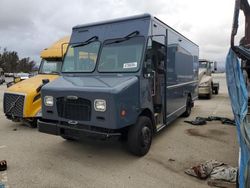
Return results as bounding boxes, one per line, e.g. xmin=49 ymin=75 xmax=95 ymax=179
xmin=144 ymin=36 xmax=166 ymax=77
xmin=167 ymin=44 xmax=178 ymax=83
xmin=144 ymin=38 xmax=154 ymax=75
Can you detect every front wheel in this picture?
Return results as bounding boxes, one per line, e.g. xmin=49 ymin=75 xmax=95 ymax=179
xmin=28 ymin=119 xmax=37 ymax=128
xmin=127 ymin=116 xmax=153 ymax=156
xmin=207 ymin=85 xmax=212 ymax=99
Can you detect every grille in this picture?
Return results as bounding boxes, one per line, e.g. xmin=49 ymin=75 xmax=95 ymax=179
xmin=57 ymin=97 xmax=91 ymax=121
xmin=3 ymin=93 xmax=25 ymax=117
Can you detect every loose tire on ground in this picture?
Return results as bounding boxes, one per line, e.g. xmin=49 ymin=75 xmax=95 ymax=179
xmin=127 ymin=116 xmax=153 ymax=156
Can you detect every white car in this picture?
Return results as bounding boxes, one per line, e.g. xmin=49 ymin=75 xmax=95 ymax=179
xmin=16 ymin=73 xmax=30 ymax=80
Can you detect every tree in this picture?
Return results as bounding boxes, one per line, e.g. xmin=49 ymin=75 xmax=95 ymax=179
xmin=0 ymin=47 xmax=36 ymax=73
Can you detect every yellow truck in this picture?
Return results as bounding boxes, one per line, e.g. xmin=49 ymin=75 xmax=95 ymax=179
xmin=3 ymin=36 xmax=69 ymax=127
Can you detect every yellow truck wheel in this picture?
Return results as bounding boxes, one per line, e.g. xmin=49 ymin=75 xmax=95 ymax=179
xmin=28 ymin=120 xmax=37 ymax=128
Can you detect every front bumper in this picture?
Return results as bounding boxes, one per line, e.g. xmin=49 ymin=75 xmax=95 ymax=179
xmin=6 ymin=114 xmax=38 ymax=122
xmin=38 ymin=119 xmax=121 ymax=139
xmin=198 ymin=86 xmax=210 ymax=95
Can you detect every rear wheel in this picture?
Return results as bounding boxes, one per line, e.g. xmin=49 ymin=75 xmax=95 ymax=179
xmin=127 ymin=116 xmax=153 ymax=156
xmin=61 ymin=135 xmax=76 ymax=141
xmin=214 ymin=87 xmax=218 ymax=94
xmin=182 ymin=95 xmax=192 ymax=117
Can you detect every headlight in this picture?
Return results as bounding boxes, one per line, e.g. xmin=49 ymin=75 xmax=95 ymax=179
xmin=44 ymin=96 xmax=53 ymax=106
xmin=94 ymin=99 xmax=106 ymax=112
xmin=200 ymin=81 xmax=209 ymax=87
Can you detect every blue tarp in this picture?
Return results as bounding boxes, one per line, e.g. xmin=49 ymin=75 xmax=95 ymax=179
xmin=226 ymin=49 xmax=250 ymax=188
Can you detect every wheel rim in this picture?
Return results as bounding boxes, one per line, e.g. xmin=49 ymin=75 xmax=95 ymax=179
xmin=141 ymin=126 xmax=151 ymax=147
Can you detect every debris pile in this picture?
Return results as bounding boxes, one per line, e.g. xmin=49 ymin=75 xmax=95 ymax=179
xmin=185 ymin=160 xmax=237 ymax=187
xmin=184 ymin=116 xmax=235 ymax=126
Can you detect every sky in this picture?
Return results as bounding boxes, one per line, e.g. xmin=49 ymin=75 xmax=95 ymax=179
xmin=0 ymin=0 xmax=245 ymax=67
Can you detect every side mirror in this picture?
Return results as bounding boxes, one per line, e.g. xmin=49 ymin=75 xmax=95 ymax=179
xmin=42 ymin=79 xmax=50 ymax=85
xmin=36 ymin=79 xmax=50 ymax=93
xmin=213 ymin=61 xmax=217 ymax=72
xmin=14 ymin=77 xmax=21 ymax=83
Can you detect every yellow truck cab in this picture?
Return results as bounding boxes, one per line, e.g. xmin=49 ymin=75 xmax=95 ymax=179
xmin=3 ymin=36 xmax=69 ymax=127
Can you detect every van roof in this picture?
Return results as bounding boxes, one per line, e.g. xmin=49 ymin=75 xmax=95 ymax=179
xmin=72 ymin=13 xmax=198 ymax=47
xmin=73 ymin=14 xmax=151 ymax=30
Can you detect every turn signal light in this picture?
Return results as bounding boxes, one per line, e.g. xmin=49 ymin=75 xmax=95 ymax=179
xmin=121 ymin=110 xmax=126 ymax=117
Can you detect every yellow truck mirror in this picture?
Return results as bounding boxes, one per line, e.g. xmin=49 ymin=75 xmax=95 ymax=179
xmin=14 ymin=77 xmax=21 ymax=83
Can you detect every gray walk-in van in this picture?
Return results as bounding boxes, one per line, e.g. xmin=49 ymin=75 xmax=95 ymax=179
xmin=38 ymin=14 xmax=199 ymax=156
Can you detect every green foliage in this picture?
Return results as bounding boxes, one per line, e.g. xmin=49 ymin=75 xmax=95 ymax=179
xmin=0 ymin=48 xmax=36 ymax=73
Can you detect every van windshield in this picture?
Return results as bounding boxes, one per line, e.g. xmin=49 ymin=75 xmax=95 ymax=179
xmin=39 ymin=59 xmax=62 ymax=74
xmin=98 ymin=37 xmax=144 ymax=72
xmin=62 ymin=41 xmax=100 ymax=73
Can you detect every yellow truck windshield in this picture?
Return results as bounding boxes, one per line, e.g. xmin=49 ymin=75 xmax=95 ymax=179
xmin=39 ymin=59 xmax=62 ymax=74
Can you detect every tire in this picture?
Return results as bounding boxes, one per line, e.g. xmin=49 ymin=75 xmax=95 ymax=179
xmin=207 ymin=93 xmax=212 ymax=99
xmin=207 ymin=86 xmax=212 ymax=99
xmin=182 ymin=95 xmax=192 ymax=117
xmin=214 ymin=87 xmax=218 ymax=95
xmin=119 ymin=131 xmax=128 ymax=142
xmin=127 ymin=116 xmax=153 ymax=156
xmin=28 ymin=119 xmax=37 ymax=128
xmin=61 ymin=135 xmax=76 ymax=141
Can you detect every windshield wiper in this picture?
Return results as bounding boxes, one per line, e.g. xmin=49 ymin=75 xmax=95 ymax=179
xmin=105 ymin=31 xmax=140 ymax=45
xmin=72 ymin=36 xmax=99 ymax=48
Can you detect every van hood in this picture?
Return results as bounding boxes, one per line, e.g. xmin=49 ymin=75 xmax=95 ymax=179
xmin=42 ymin=75 xmax=140 ymax=128
xmin=43 ymin=75 xmax=139 ymax=93
xmin=6 ymin=74 xmax=59 ymax=95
